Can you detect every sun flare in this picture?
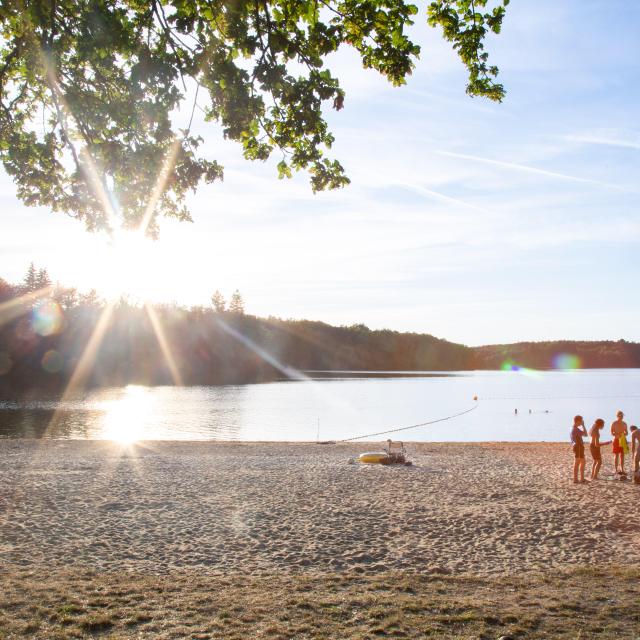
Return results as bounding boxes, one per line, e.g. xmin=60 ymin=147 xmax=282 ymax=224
xmin=97 ymin=230 xmax=164 ymax=302
xmin=101 ymin=385 xmax=151 ymax=443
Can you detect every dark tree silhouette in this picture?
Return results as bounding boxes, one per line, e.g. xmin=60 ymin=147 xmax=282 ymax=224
xmin=0 ymin=277 xmax=14 ymax=302
xmin=5 ymin=261 xmax=639 ymax=397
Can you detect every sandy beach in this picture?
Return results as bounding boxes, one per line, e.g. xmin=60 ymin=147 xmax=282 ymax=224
xmin=1 ymin=440 xmax=638 ymax=574
xmin=1 ymin=440 xmax=639 ymax=638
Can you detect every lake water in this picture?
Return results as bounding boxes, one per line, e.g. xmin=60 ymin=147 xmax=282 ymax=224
xmin=2 ymin=369 xmax=640 ymax=442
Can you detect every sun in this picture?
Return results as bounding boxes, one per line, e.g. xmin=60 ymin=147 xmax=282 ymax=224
xmin=101 ymin=385 xmax=152 ymax=443
xmin=96 ymin=229 xmax=166 ymax=302
xmin=68 ymin=216 xmax=208 ymax=308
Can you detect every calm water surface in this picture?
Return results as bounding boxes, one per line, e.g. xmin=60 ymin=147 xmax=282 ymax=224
xmin=2 ymin=369 xmax=640 ymax=442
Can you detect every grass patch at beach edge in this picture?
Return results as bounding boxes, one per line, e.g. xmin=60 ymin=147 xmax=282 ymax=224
xmin=1 ymin=566 xmax=638 ymax=639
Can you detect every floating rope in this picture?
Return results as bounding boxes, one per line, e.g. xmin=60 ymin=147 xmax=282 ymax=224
xmin=329 ymin=401 xmax=479 ymax=443
xmin=480 ymin=394 xmax=640 ymax=401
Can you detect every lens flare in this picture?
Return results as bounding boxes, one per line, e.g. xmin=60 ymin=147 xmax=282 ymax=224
xmin=553 ymin=353 xmax=582 ymax=370
xmin=501 ymin=360 xmax=520 ymax=372
xmin=41 ymin=350 xmax=64 ymax=373
xmin=32 ymin=300 xmax=63 ymax=336
xmin=500 ymin=360 xmax=540 ymax=378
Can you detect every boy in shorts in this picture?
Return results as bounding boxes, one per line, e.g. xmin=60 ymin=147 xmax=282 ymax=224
xmin=611 ymin=411 xmax=628 ymax=475
xmin=589 ymin=418 xmax=610 ymax=480
xmin=571 ymin=415 xmax=588 ymax=483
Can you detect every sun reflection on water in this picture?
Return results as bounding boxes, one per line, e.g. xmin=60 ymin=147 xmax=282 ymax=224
xmin=101 ymin=385 xmax=151 ymax=443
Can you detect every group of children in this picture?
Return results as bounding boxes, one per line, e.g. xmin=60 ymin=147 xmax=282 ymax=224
xmin=570 ymin=410 xmax=640 ymax=484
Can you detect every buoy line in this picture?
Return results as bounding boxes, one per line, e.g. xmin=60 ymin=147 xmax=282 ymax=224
xmin=481 ymin=394 xmax=640 ymax=401
xmin=320 ymin=401 xmax=479 ymax=444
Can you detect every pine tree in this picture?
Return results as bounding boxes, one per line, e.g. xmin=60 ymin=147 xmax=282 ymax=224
xmin=23 ymin=262 xmax=38 ymax=293
xmin=36 ymin=268 xmax=51 ymax=289
xmin=211 ymin=290 xmax=226 ymax=313
xmin=228 ymin=290 xmax=245 ymax=315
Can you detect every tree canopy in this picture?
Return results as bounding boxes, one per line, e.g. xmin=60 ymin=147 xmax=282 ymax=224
xmin=0 ymin=0 xmax=509 ymax=234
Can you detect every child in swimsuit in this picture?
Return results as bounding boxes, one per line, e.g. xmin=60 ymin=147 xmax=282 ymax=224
xmin=611 ymin=411 xmax=628 ymax=475
xmin=631 ymin=426 xmax=640 ymax=482
xmin=571 ymin=415 xmax=588 ymax=484
xmin=589 ymin=418 xmax=610 ymax=480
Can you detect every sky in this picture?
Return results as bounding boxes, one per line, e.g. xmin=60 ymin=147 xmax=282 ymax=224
xmin=2 ymin=0 xmax=639 ymax=347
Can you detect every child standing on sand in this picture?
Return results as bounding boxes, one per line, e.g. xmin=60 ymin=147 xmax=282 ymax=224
xmin=631 ymin=426 xmax=640 ymax=482
xmin=571 ymin=415 xmax=588 ymax=484
xmin=611 ymin=411 xmax=628 ymax=476
xmin=589 ymin=418 xmax=610 ymax=480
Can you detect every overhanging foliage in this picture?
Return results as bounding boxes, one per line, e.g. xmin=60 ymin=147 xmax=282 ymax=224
xmin=0 ymin=0 xmax=508 ymax=233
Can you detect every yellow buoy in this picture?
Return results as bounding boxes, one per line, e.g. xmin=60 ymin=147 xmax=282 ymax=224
xmin=359 ymin=452 xmax=390 ymax=464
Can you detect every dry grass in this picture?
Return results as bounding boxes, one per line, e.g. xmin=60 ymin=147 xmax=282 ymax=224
xmin=1 ymin=566 xmax=639 ymax=639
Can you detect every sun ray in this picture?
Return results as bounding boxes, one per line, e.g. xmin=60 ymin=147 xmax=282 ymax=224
xmin=216 ymin=318 xmax=310 ymax=382
xmin=0 ymin=50 xmax=138 ymax=501
xmin=39 ymin=52 xmax=119 ymax=230
xmin=0 ymin=286 xmax=54 ymax=328
xmin=215 ymin=318 xmax=360 ymax=427
xmin=259 ymin=316 xmax=355 ymax=366
xmin=145 ymin=304 xmax=183 ymax=386
xmin=138 ymin=138 xmax=182 ymax=236
xmin=2 ymin=302 xmax=119 ymax=529
xmin=40 ymin=46 xmax=187 ymax=238
xmin=45 ymin=303 xmax=115 ymax=436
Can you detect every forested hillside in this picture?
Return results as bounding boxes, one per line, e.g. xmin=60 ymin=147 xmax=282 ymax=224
xmin=2 ymin=268 xmax=640 ymax=396
xmin=471 ymin=340 xmax=640 ymax=370
xmin=0 ymin=302 xmax=472 ymax=394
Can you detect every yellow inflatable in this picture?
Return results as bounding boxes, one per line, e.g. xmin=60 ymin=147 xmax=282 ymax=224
xmin=359 ymin=452 xmax=390 ymax=464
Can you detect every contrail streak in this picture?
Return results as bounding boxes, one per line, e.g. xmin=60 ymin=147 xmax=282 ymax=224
xmin=393 ymin=182 xmax=490 ymax=213
xmin=565 ymin=134 xmax=640 ymax=151
xmin=437 ymin=150 xmax=629 ymax=191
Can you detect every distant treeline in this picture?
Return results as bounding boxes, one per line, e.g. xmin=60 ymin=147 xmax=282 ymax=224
xmin=2 ymin=266 xmax=640 ymax=395
xmin=472 ymin=340 xmax=640 ymax=370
